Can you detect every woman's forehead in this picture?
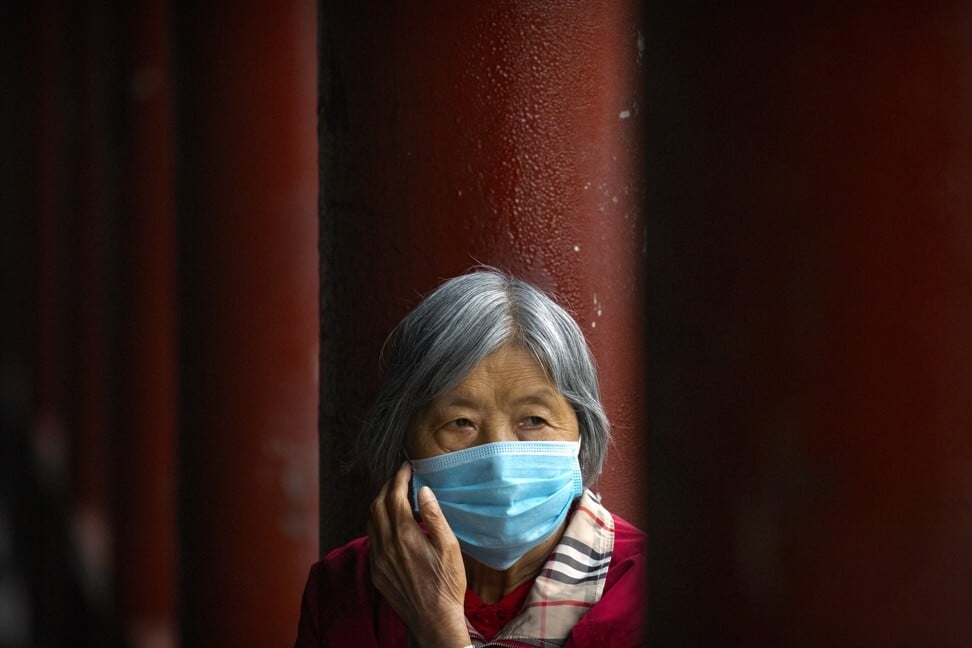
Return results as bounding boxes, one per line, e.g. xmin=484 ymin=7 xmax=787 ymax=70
xmin=434 ymin=346 xmax=563 ymax=404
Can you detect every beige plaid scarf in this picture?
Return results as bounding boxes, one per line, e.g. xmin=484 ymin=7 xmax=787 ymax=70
xmin=465 ymin=489 xmax=616 ymax=648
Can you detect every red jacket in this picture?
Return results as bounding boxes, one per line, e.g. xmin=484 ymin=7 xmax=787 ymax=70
xmin=294 ymin=514 xmax=646 ymax=647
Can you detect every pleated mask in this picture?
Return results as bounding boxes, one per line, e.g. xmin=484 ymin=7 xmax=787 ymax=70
xmin=410 ymin=440 xmax=583 ymax=570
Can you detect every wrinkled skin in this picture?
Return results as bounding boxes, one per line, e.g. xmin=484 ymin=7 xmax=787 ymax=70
xmin=367 ymin=461 xmax=470 ymax=647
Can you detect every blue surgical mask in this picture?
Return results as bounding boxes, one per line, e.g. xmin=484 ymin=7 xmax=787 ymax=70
xmin=410 ymin=440 xmax=584 ymax=570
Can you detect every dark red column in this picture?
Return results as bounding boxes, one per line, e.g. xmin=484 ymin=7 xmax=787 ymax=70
xmin=28 ymin=0 xmax=70 ymax=486
xmin=114 ymin=2 xmax=178 ymax=646
xmin=26 ymin=1 xmax=122 ymax=642
xmin=18 ymin=0 xmax=86 ymax=645
xmin=0 ymin=5 xmax=32 ymax=640
xmin=25 ymin=2 xmax=74 ymax=640
xmin=69 ymin=1 xmax=116 ymax=618
xmin=644 ymin=4 xmax=972 ymax=644
xmin=319 ymin=0 xmax=646 ymax=551
xmin=176 ymin=3 xmax=319 ymax=645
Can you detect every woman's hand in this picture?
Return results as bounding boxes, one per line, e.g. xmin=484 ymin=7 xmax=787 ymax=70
xmin=368 ymin=461 xmax=471 ymax=648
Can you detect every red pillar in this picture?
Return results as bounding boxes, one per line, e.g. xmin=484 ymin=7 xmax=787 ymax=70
xmin=319 ymin=0 xmax=646 ymax=551
xmin=28 ymin=0 xmax=70 ymax=485
xmin=177 ymin=3 xmax=319 ymax=645
xmin=26 ymin=2 xmax=73 ymax=640
xmin=643 ymin=4 xmax=972 ymax=644
xmin=114 ymin=2 xmax=178 ymax=646
xmin=69 ymin=1 xmax=116 ymax=615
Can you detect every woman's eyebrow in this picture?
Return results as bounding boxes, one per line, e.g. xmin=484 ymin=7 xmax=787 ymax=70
xmin=436 ymin=395 xmax=480 ymax=410
xmin=511 ymin=388 xmax=560 ymax=407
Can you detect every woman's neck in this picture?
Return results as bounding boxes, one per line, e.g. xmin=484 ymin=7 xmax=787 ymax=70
xmin=463 ymin=520 xmax=568 ymax=605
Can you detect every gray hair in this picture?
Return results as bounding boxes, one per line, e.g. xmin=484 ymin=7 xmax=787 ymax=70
xmin=359 ymin=268 xmax=610 ymax=488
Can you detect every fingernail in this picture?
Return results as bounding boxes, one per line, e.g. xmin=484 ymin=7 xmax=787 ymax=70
xmin=418 ymin=486 xmax=435 ymax=506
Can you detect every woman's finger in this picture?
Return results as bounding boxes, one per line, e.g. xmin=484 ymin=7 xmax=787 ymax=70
xmin=416 ymin=485 xmax=460 ymax=555
xmin=370 ymin=477 xmax=393 ymax=542
xmin=386 ymin=460 xmax=413 ymax=521
xmin=371 ymin=476 xmax=390 ymax=517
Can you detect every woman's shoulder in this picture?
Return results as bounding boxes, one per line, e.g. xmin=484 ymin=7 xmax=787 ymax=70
xmin=302 ymin=535 xmax=371 ymax=598
xmin=296 ymin=536 xmax=395 ymax=647
xmin=610 ymin=513 xmax=646 ymax=562
xmin=322 ymin=535 xmax=371 ymax=569
xmin=566 ymin=512 xmax=646 ymax=646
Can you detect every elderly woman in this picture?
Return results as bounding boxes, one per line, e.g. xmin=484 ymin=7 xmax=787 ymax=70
xmin=295 ymin=269 xmax=645 ymax=647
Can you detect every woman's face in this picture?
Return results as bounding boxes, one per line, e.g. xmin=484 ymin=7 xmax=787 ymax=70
xmin=405 ymin=345 xmax=580 ymax=460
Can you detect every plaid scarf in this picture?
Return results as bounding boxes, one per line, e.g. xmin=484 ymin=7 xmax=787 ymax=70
xmin=465 ymin=489 xmax=616 ymax=648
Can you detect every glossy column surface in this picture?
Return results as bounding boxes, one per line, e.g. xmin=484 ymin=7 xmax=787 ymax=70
xmin=645 ymin=4 xmax=972 ymax=645
xmin=177 ymin=2 xmax=319 ymax=646
xmin=319 ymin=0 xmax=646 ymax=551
xmin=114 ymin=2 xmax=178 ymax=647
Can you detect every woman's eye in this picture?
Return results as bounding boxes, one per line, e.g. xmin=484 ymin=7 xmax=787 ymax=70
xmin=451 ymin=418 xmax=474 ymax=428
xmin=521 ymin=416 xmax=546 ymax=427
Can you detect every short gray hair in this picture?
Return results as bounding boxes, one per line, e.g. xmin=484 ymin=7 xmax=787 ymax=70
xmin=359 ymin=268 xmax=610 ymax=488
